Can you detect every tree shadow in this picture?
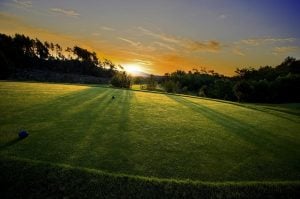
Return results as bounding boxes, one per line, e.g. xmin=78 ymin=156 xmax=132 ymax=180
xmin=2 ymin=86 xmax=99 ymax=122
xmin=226 ymin=102 xmax=300 ymax=122
xmin=134 ymin=89 xmax=300 ymax=122
xmin=178 ymin=94 xmax=300 ymax=122
xmin=1 ymin=86 xmax=113 ymax=159
xmin=166 ymin=95 xmax=298 ymax=154
xmin=99 ymin=90 xmax=134 ymax=172
xmin=63 ymin=89 xmax=135 ymax=174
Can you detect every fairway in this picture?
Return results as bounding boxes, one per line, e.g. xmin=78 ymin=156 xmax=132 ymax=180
xmin=1 ymin=81 xmax=300 ymax=182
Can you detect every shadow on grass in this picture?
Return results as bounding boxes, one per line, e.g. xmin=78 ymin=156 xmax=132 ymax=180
xmin=96 ymin=89 xmax=135 ymax=172
xmin=0 ymin=137 xmax=24 ymax=151
xmin=1 ymin=86 xmax=117 ymax=161
xmin=61 ymin=89 xmax=135 ymax=173
xmin=166 ymin=95 xmax=298 ymax=154
xmin=2 ymin=86 xmax=100 ymax=122
xmin=228 ymin=103 xmax=300 ymax=122
xmin=130 ymin=88 xmax=300 ymax=121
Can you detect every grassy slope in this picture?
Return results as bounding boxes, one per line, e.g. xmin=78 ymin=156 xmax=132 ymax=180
xmin=1 ymin=156 xmax=299 ymax=199
xmin=0 ymin=81 xmax=300 ymax=182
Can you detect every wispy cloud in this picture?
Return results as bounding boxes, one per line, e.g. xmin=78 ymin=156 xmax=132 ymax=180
xmin=50 ymin=8 xmax=80 ymax=17
xmin=185 ymin=40 xmax=220 ymax=52
xmin=101 ymin=26 xmax=115 ymax=31
xmin=13 ymin=0 xmax=32 ymax=8
xmin=138 ymin=27 xmax=221 ymax=52
xmin=133 ymin=59 xmax=153 ymax=66
xmin=138 ymin=26 xmax=180 ymax=44
xmin=232 ymin=37 xmax=297 ymax=56
xmin=239 ymin=37 xmax=295 ymax=46
xmin=118 ymin=37 xmax=156 ymax=53
xmin=232 ymin=47 xmax=245 ymax=56
xmin=118 ymin=37 xmax=141 ymax=47
xmin=153 ymin=41 xmax=176 ymax=51
xmin=272 ymin=46 xmax=299 ymax=55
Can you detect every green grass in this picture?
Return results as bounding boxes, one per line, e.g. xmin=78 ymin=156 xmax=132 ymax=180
xmin=1 ymin=81 xmax=300 ymax=197
xmin=1 ymin=156 xmax=299 ymax=199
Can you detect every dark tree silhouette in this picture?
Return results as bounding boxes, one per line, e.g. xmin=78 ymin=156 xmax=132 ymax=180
xmin=111 ymin=71 xmax=131 ymax=88
xmin=0 ymin=32 xmax=299 ymax=102
xmin=34 ymin=39 xmax=49 ymax=59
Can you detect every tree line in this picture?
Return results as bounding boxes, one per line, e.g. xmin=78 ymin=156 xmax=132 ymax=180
xmin=1 ymin=33 xmax=299 ymax=103
xmin=153 ymin=57 xmax=299 ymax=103
xmin=0 ymin=33 xmax=125 ymax=81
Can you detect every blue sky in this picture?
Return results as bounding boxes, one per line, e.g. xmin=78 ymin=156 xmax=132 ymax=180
xmin=1 ymin=0 xmax=300 ymax=75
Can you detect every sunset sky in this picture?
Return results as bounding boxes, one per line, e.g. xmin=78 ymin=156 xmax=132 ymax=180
xmin=1 ymin=0 xmax=300 ymax=75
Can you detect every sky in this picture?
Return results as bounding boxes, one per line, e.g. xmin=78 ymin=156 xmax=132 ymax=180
xmin=0 ymin=0 xmax=300 ymax=76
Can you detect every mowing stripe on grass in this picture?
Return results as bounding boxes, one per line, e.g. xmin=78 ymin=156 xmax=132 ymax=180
xmin=1 ymin=81 xmax=299 ymax=182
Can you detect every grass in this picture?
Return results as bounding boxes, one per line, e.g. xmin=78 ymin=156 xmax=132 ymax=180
xmin=1 ymin=81 xmax=300 ymax=197
xmin=1 ymin=156 xmax=299 ymax=199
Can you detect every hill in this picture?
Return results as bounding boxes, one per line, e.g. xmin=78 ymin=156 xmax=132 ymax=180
xmin=1 ymin=81 xmax=300 ymax=198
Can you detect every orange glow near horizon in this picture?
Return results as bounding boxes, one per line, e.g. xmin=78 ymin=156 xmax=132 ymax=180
xmin=123 ymin=63 xmax=147 ymax=75
xmin=1 ymin=1 xmax=299 ymax=77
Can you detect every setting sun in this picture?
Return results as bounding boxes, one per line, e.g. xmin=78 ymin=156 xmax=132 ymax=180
xmin=123 ymin=63 xmax=144 ymax=75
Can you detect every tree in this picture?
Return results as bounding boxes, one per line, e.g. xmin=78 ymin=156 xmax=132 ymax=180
xmin=14 ymin=34 xmax=35 ymax=57
xmin=103 ymin=59 xmax=116 ymax=77
xmin=210 ymin=79 xmax=235 ymax=100
xmin=198 ymin=85 xmax=208 ymax=97
xmin=146 ymin=74 xmax=157 ymax=90
xmin=252 ymin=80 xmax=270 ymax=102
xmin=73 ymin=46 xmax=98 ymax=64
xmin=162 ymin=80 xmax=179 ymax=93
xmin=34 ymin=39 xmax=49 ymax=59
xmin=111 ymin=71 xmax=131 ymax=88
xmin=233 ymin=81 xmax=253 ymax=102
xmin=55 ymin=44 xmax=64 ymax=60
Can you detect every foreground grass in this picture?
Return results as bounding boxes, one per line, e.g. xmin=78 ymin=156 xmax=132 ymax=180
xmin=0 ymin=81 xmax=300 ymax=182
xmin=1 ymin=156 xmax=299 ymax=199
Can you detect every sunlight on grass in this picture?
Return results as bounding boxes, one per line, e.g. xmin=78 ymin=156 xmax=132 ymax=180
xmin=1 ymin=81 xmax=300 ymax=182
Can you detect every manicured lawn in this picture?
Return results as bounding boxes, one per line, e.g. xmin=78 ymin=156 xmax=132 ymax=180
xmin=1 ymin=81 xmax=300 ymax=182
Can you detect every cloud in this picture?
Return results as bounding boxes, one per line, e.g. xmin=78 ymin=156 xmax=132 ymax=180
xmin=0 ymin=12 xmax=80 ymax=47
xmin=185 ymin=40 xmax=220 ymax=52
xmin=239 ymin=37 xmax=295 ymax=46
xmin=13 ymin=0 xmax=32 ymax=8
xmin=138 ymin=27 xmax=221 ymax=52
xmin=118 ymin=37 xmax=156 ymax=53
xmin=232 ymin=47 xmax=245 ymax=56
xmin=153 ymin=41 xmax=176 ymax=51
xmin=50 ymin=8 xmax=80 ymax=17
xmin=132 ymin=59 xmax=153 ymax=66
xmin=138 ymin=26 xmax=181 ymax=44
xmin=118 ymin=37 xmax=141 ymax=47
xmin=272 ymin=46 xmax=299 ymax=55
xmin=101 ymin=26 xmax=115 ymax=31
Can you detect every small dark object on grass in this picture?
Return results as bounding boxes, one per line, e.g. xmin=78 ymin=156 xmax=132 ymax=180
xmin=19 ymin=130 xmax=29 ymax=139
xmin=112 ymin=96 xmax=115 ymax=99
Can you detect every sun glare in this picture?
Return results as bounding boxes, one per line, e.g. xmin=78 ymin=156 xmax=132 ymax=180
xmin=123 ymin=64 xmax=143 ymax=74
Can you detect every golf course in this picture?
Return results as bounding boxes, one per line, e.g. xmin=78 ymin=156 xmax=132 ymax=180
xmin=1 ymin=81 xmax=300 ymax=198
